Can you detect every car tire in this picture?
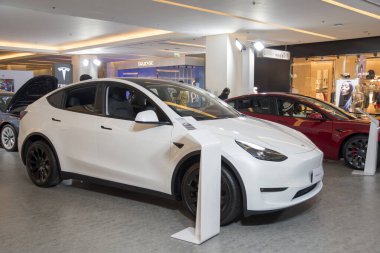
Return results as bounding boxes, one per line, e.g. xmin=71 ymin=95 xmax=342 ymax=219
xmin=181 ymin=162 xmax=242 ymax=226
xmin=1 ymin=124 xmax=18 ymax=152
xmin=26 ymin=141 xmax=61 ymax=187
xmin=342 ymin=135 xmax=378 ymax=170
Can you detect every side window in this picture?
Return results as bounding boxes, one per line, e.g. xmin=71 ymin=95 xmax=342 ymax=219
xmin=106 ymin=86 xmax=135 ymax=120
xmin=277 ymin=99 xmax=320 ymax=118
xmin=248 ymin=97 xmax=271 ymax=114
xmin=47 ymin=90 xmax=64 ymax=108
xmin=237 ymin=98 xmax=251 ymax=111
xmin=106 ymin=85 xmax=170 ymax=123
xmin=65 ymin=86 xmax=97 ymax=114
xmin=227 ymin=100 xmax=236 ymax=108
xmin=277 ymin=99 xmax=295 ymax=117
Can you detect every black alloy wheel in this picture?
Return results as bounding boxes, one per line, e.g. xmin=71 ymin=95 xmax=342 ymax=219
xmin=1 ymin=124 xmax=18 ymax=152
xmin=343 ymin=135 xmax=369 ymax=170
xmin=181 ymin=162 xmax=242 ymax=226
xmin=26 ymin=141 xmax=61 ymax=187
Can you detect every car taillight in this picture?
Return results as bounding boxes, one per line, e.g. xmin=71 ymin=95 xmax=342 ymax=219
xmin=20 ymin=110 xmax=28 ymax=120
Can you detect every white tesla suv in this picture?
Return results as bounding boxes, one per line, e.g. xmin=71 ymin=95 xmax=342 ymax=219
xmin=18 ymin=78 xmax=324 ymax=225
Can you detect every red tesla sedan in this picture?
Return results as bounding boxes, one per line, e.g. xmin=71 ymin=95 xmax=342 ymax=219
xmin=226 ymin=93 xmax=379 ymax=170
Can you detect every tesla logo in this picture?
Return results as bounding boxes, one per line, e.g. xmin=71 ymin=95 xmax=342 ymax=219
xmin=58 ymin=67 xmax=71 ymax=81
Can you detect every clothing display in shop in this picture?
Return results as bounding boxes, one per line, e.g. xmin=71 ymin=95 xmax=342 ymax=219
xmin=351 ymin=88 xmax=364 ymax=111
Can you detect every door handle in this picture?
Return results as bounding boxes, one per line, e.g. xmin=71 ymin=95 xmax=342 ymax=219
xmin=52 ymin=118 xmax=61 ymax=122
xmin=101 ymin=126 xmax=112 ymax=130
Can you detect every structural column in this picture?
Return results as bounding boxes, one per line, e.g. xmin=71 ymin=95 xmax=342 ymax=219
xmin=72 ymin=55 xmax=99 ymax=82
xmin=205 ymin=34 xmax=254 ymax=97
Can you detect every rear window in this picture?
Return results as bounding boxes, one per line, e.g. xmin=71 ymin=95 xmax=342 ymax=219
xmin=64 ymin=86 xmax=97 ymax=114
xmin=47 ymin=90 xmax=64 ymax=109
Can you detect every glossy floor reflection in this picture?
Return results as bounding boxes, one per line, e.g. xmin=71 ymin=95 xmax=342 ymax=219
xmin=0 ymin=149 xmax=379 ymax=253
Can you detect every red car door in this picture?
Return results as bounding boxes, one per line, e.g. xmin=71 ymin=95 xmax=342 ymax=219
xmin=274 ymin=97 xmax=335 ymax=159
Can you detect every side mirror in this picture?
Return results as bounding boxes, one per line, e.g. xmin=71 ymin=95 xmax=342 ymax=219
xmin=135 ymin=110 xmax=159 ymax=124
xmin=135 ymin=110 xmax=171 ymax=125
xmin=307 ymin=112 xmax=325 ymax=121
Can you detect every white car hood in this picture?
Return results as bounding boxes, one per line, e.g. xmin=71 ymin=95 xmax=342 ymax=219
xmin=200 ymin=116 xmax=316 ymax=154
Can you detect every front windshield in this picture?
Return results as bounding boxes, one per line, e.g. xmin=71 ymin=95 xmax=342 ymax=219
xmin=132 ymin=79 xmax=240 ymax=120
xmin=0 ymin=93 xmax=13 ymax=112
xmin=299 ymin=96 xmax=356 ymax=120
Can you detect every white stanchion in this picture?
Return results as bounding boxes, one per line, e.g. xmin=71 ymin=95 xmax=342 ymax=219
xmin=352 ymin=110 xmax=379 ymax=176
xmin=171 ymin=118 xmax=221 ymax=245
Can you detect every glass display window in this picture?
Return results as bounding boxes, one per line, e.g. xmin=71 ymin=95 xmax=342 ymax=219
xmin=291 ymin=53 xmax=380 ymax=114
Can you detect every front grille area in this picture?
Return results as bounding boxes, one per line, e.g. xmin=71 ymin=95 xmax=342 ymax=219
xmin=292 ymin=183 xmax=317 ymax=199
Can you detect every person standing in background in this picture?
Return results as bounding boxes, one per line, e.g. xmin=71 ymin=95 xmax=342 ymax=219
xmin=218 ymin=87 xmax=230 ymax=100
xmin=80 ymin=74 xmax=92 ymax=81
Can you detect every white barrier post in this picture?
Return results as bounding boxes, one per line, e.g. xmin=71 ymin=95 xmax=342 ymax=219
xmin=353 ymin=110 xmax=379 ymax=176
xmin=171 ymin=117 xmax=221 ymax=244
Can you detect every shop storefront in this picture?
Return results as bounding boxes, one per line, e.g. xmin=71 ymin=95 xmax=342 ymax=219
xmin=108 ymin=56 xmax=205 ymax=89
xmin=291 ymin=53 xmax=380 ymax=114
xmin=272 ymin=36 xmax=380 ymax=114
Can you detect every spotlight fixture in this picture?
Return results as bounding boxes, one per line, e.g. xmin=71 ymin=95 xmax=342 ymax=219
xmin=82 ymin=59 xmax=89 ymax=67
xmin=93 ymin=59 xmax=101 ymax=66
xmin=253 ymin=41 xmax=265 ymax=51
xmin=235 ymin=39 xmax=246 ymax=51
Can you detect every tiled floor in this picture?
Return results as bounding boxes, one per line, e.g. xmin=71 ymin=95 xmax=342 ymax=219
xmin=0 ymin=149 xmax=379 ymax=253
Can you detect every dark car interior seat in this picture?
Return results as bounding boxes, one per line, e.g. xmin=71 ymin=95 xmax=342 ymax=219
xmin=108 ymin=88 xmax=135 ymax=119
xmin=131 ymin=93 xmax=148 ymax=114
xmin=67 ymin=96 xmax=80 ymax=108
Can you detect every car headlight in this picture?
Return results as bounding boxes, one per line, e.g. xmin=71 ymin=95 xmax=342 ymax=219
xmin=235 ymin=140 xmax=287 ymax=162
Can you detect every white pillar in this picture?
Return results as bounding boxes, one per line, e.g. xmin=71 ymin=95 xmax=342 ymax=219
xmin=206 ymin=34 xmax=254 ymax=97
xmin=242 ymin=47 xmax=255 ymax=94
xmin=72 ymin=55 xmax=99 ymax=82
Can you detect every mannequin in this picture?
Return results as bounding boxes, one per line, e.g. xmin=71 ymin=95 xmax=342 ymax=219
xmin=351 ymin=83 xmax=364 ymax=112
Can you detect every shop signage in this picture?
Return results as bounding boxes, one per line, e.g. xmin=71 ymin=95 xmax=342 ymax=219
xmin=53 ymin=63 xmax=73 ymax=88
xmin=262 ymin=49 xmax=290 ymax=60
xmin=138 ymin=60 xmax=154 ymax=67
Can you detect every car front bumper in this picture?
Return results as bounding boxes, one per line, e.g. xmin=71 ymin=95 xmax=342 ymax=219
xmin=226 ymin=147 xmax=324 ymax=214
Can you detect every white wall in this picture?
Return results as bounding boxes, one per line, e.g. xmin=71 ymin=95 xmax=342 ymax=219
xmin=0 ymin=70 xmax=34 ymax=92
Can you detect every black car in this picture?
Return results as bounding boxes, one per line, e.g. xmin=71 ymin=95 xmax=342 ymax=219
xmin=0 ymin=75 xmax=58 ymax=151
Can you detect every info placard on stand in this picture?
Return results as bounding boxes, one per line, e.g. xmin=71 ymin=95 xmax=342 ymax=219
xmin=352 ymin=110 xmax=379 ymax=176
xmin=171 ymin=117 xmax=221 ymax=245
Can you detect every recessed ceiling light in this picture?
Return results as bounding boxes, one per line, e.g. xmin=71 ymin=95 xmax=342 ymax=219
xmin=153 ymin=0 xmax=336 ymax=39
